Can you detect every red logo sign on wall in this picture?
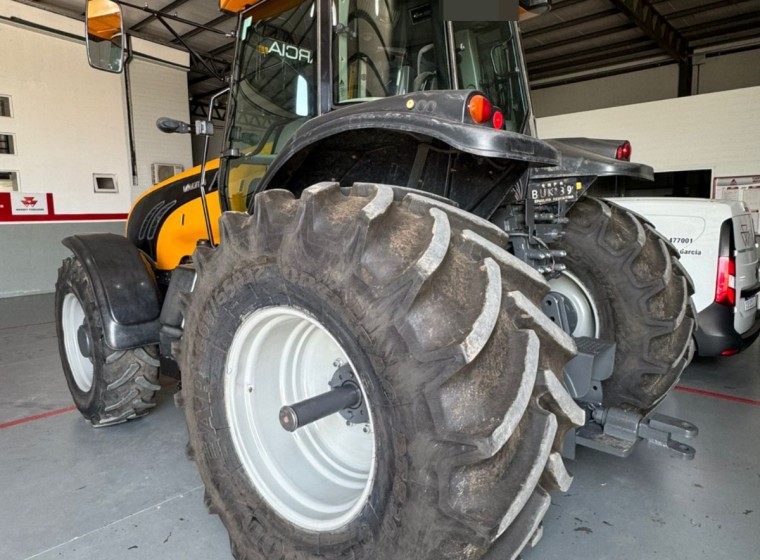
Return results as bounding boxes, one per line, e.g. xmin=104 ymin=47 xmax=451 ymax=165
xmin=10 ymin=192 xmax=49 ymax=215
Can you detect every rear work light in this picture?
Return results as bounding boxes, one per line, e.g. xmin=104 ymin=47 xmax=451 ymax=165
xmin=715 ymin=255 xmax=736 ymax=306
xmin=616 ymin=141 xmax=632 ymax=161
xmin=468 ymin=95 xmax=492 ymax=124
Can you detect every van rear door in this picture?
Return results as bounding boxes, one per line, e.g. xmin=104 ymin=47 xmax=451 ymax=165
xmin=733 ymin=212 xmax=760 ymax=334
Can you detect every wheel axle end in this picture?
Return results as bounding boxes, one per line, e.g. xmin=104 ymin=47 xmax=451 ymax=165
xmin=279 ymin=406 xmax=299 ymax=432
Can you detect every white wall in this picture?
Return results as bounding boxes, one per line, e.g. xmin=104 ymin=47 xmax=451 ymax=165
xmin=0 ymin=0 xmax=193 ymax=297
xmin=697 ymin=49 xmax=760 ymax=95
xmin=129 ymin=59 xmax=193 ymax=200
xmin=0 ymin=3 xmax=130 ymax=213
xmin=532 ymin=48 xmax=760 ymax=118
xmin=533 ymin=65 xmax=679 ymax=118
xmin=0 ymin=0 xmax=192 ymax=210
xmin=536 ymin=86 xmax=760 ymax=180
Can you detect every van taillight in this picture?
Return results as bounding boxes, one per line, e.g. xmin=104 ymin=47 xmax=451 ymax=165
xmin=715 ymin=256 xmax=736 ymax=306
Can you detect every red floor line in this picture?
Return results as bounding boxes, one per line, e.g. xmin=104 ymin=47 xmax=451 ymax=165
xmin=0 ymin=405 xmax=77 ymax=429
xmin=3 ymin=388 xmax=755 ymax=430
xmin=675 ymin=385 xmax=760 ymax=407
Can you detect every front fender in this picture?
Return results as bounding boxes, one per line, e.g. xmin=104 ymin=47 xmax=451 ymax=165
xmin=63 ymin=233 xmax=161 ymax=350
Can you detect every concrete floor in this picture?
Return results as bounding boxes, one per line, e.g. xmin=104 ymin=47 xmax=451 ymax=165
xmin=1 ymin=293 xmax=759 ymax=560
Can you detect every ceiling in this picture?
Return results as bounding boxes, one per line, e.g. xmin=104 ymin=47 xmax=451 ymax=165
xmin=19 ymin=0 xmax=760 ymax=115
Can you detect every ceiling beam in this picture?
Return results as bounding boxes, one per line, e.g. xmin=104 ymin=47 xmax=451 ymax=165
xmin=529 ymin=36 xmax=655 ymax=71
xmin=522 ymin=8 xmax=620 ymax=38
xmin=607 ymin=0 xmax=689 ymax=61
xmin=530 ymin=56 xmax=670 ymax=87
xmin=664 ymin=0 xmax=748 ymax=21
xmin=524 ymin=22 xmax=637 ymax=55
xmin=529 ymin=46 xmax=666 ymax=81
xmin=680 ymin=12 xmax=760 ymax=39
xmin=130 ymin=0 xmax=193 ymax=32
xmin=171 ymin=14 xmax=233 ymax=43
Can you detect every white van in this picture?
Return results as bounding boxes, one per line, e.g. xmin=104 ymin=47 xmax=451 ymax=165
xmin=606 ymin=197 xmax=760 ymax=357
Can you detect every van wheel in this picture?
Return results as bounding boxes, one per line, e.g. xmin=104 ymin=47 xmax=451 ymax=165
xmin=55 ymin=256 xmax=161 ymax=426
xmin=181 ymin=183 xmax=584 ymax=560
xmin=549 ymin=196 xmax=696 ymax=413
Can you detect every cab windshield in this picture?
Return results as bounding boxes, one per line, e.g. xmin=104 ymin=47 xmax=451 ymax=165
xmin=222 ymin=0 xmax=317 ymax=211
xmin=222 ymin=0 xmax=533 ymax=211
xmin=334 ymin=0 xmax=531 ymax=131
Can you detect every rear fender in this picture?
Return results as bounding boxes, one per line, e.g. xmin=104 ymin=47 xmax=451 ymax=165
xmin=62 ymin=233 xmax=161 ymax=350
xmin=531 ymin=138 xmax=654 ymax=182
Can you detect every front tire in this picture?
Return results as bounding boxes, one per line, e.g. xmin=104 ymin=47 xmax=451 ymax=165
xmin=181 ymin=183 xmax=584 ymax=560
xmin=549 ymin=196 xmax=696 ymax=413
xmin=55 ymin=256 xmax=160 ymax=426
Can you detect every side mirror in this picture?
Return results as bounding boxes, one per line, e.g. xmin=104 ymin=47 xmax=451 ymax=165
xmin=86 ymin=0 xmax=125 ymax=73
xmin=519 ymin=0 xmax=551 ymax=20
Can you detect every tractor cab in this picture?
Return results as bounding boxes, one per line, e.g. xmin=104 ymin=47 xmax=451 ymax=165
xmin=221 ymin=0 xmax=537 ymax=211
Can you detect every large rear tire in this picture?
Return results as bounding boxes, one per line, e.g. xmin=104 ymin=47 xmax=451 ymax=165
xmin=55 ymin=256 xmax=161 ymax=426
xmin=549 ymin=196 xmax=696 ymax=413
xmin=181 ymin=183 xmax=583 ymax=560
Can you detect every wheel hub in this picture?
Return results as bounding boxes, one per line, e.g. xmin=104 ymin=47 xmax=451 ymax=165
xmin=547 ymin=272 xmax=600 ymax=338
xmin=224 ymin=305 xmax=376 ymax=532
xmin=77 ymin=324 xmax=92 ymax=358
xmin=61 ymin=293 xmax=94 ymax=392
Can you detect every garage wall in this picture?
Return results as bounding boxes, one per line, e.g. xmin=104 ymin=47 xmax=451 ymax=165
xmin=129 ymin=59 xmax=194 ymax=201
xmin=0 ymin=0 xmax=192 ymax=297
xmin=697 ymin=49 xmax=760 ymax=95
xmin=533 ymin=65 xmax=680 ymax=118
xmin=535 ymin=85 xmax=760 ymax=179
xmin=0 ymin=222 xmax=125 ymax=298
xmin=0 ymin=6 xmax=131 ymax=214
xmin=533 ymin=48 xmax=760 ymax=118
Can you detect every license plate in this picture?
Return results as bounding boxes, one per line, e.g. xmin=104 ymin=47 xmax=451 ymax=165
xmin=529 ymin=181 xmax=579 ymax=204
xmin=745 ymin=295 xmax=758 ymax=312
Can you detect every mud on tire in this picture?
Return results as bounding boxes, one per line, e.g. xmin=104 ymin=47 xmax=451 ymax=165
xmin=181 ymin=183 xmax=584 ymax=560
xmin=551 ymin=196 xmax=696 ymax=413
xmin=55 ymin=256 xmax=161 ymax=426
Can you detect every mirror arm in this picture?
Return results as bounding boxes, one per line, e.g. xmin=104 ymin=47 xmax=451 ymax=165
xmin=197 ymin=87 xmax=231 ymax=247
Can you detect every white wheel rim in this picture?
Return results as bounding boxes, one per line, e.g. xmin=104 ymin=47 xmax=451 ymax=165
xmin=225 ymin=306 xmax=376 ymax=531
xmin=548 ymin=271 xmax=600 ymax=338
xmin=61 ymin=293 xmax=94 ymax=392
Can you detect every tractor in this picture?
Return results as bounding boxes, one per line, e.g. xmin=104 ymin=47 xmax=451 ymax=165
xmin=56 ymin=1 xmax=697 ymax=558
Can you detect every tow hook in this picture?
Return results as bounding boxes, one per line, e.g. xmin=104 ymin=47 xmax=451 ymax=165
xmin=570 ymin=407 xmax=699 ymax=460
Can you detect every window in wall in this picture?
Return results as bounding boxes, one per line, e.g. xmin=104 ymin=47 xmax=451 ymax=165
xmin=0 ymin=171 xmax=19 ymax=191
xmin=0 ymin=96 xmax=12 ymax=117
xmin=93 ymin=174 xmax=118 ymax=193
xmin=0 ymin=133 xmax=16 ymax=155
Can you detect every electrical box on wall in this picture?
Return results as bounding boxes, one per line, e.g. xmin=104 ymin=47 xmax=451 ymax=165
xmin=152 ymin=163 xmax=184 ymax=185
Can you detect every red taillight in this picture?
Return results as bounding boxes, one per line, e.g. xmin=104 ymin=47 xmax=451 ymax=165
xmin=616 ymin=141 xmax=632 ymax=161
xmin=715 ymin=256 xmax=736 ymax=306
xmin=721 ymin=348 xmax=739 ymax=356
xmin=468 ymin=95 xmax=492 ymax=124
xmin=492 ymin=110 xmax=504 ymax=130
